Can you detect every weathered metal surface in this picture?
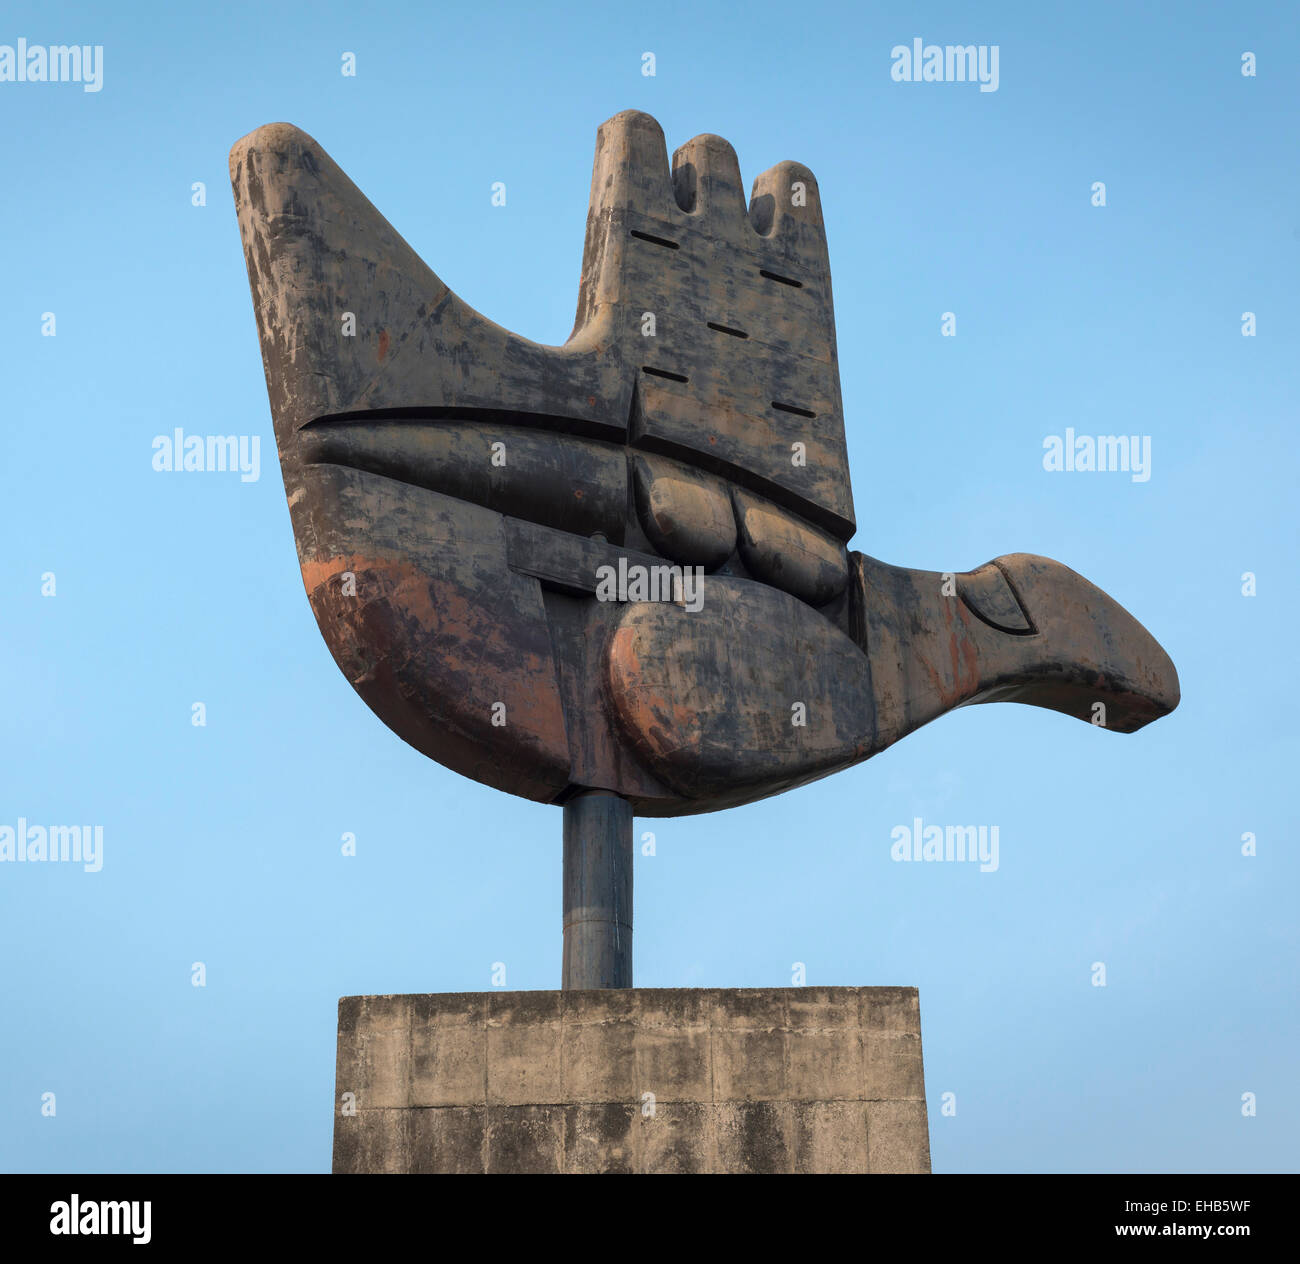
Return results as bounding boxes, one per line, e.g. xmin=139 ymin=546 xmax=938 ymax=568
xmin=732 ymin=486 xmax=849 ymax=607
xmin=300 ymin=419 xmax=628 ymax=543
xmin=230 ymin=111 xmax=1179 ymax=821
xmin=632 ymin=452 xmax=734 ymax=569
xmin=562 ymin=792 xmax=633 ymax=989
xmin=607 ymin=578 xmax=875 ymax=801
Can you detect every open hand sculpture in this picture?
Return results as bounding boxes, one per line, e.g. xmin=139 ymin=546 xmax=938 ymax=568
xmin=230 ymin=110 xmax=1179 ymax=822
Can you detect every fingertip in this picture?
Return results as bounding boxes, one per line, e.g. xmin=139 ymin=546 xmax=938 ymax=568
xmin=229 ymin=121 xmax=320 ymax=183
xmin=749 ymin=160 xmax=826 ymax=240
xmin=671 ymin=133 xmax=747 ymax=220
xmin=590 ymin=109 xmax=673 ymax=213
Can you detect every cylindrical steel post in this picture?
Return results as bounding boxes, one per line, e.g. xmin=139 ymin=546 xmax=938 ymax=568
xmin=562 ymin=791 xmax=633 ymax=989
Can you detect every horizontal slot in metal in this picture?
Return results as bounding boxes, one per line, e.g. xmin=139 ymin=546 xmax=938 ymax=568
xmin=630 ymin=230 xmax=680 ymax=250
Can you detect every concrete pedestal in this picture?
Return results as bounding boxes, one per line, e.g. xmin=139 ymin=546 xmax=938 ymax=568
xmin=333 ymin=987 xmax=930 ymax=1174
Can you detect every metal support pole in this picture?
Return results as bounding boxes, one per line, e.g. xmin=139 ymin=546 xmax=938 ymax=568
xmin=562 ymin=791 xmax=633 ymax=989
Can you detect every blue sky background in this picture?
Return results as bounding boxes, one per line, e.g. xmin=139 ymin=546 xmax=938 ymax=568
xmin=1 ymin=0 xmax=1295 ymax=1173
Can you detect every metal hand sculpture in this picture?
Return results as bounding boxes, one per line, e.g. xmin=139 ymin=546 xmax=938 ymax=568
xmin=231 ymin=111 xmax=1178 ymax=985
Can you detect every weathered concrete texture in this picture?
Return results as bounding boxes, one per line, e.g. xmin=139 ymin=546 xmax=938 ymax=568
xmin=333 ymin=987 xmax=930 ymax=1174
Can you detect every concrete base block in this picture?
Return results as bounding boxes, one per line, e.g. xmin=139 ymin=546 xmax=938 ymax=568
xmin=333 ymin=987 xmax=931 ymax=1174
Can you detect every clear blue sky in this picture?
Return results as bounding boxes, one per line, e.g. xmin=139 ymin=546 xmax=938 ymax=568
xmin=1 ymin=0 xmax=1295 ymax=1174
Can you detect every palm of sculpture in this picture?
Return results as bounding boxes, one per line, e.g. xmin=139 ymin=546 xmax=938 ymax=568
xmin=232 ymin=111 xmax=1177 ymax=983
